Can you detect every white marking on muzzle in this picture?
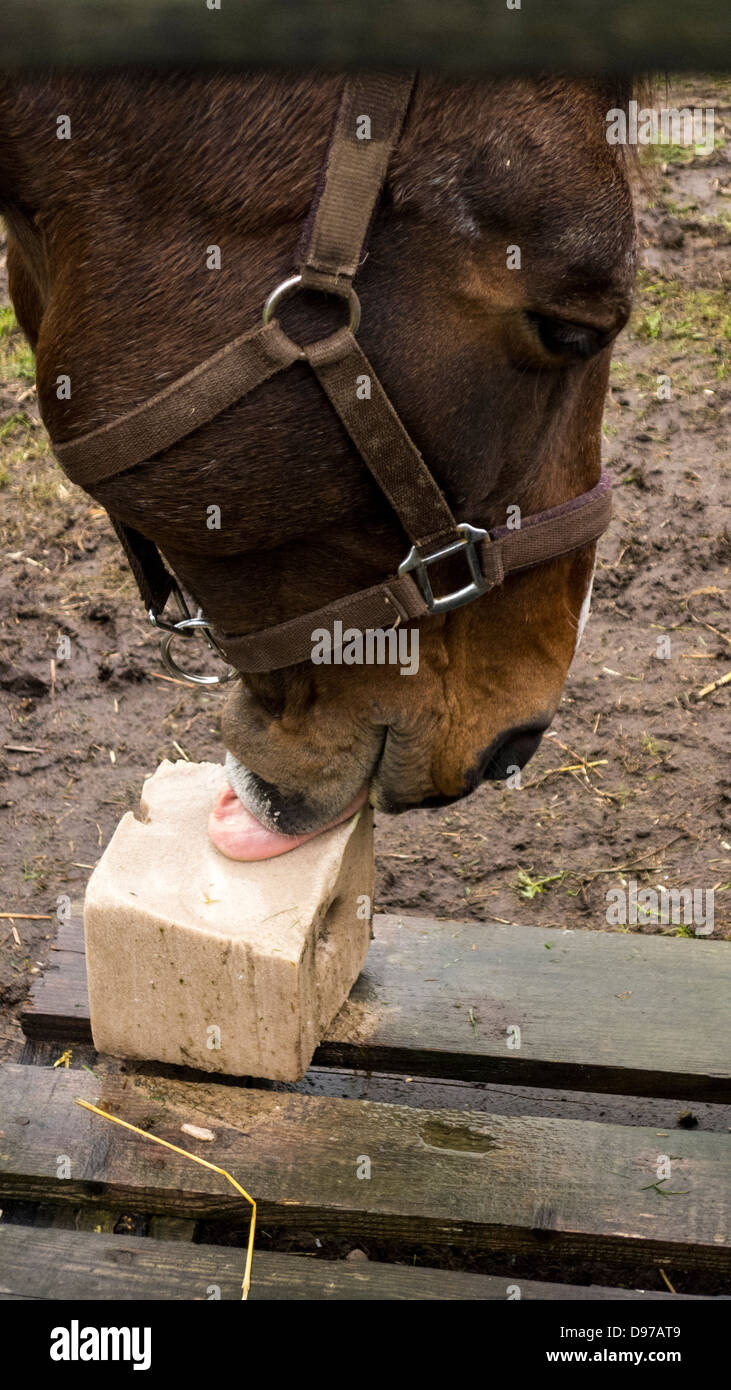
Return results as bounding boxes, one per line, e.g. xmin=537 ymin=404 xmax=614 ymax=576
xmin=574 ymin=560 xmax=596 ymax=653
xmin=224 ymin=751 xmax=280 ymax=830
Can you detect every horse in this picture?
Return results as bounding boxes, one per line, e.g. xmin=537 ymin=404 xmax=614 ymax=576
xmin=0 ymin=71 xmax=636 ymax=857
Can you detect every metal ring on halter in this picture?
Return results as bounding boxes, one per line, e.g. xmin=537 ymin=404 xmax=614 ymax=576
xmin=262 ymin=273 xmax=361 ymax=358
xmin=148 ymin=587 xmax=236 ymax=686
xmin=160 ymin=615 xmax=237 ymax=687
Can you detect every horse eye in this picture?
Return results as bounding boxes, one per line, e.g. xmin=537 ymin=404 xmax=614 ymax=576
xmin=527 ymin=312 xmax=607 ymax=360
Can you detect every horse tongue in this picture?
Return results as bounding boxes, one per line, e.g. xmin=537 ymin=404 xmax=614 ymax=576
xmin=208 ymin=782 xmax=367 ymax=861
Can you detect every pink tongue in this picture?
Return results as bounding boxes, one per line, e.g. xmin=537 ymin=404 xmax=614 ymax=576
xmin=208 ymin=781 xmax=368 ymax=861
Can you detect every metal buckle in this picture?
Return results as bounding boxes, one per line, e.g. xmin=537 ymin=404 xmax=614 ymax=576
xmin=148 ymin=584 xmax=236 ymax=687
xmin=397 ymin=523 xmax=489 ymax=614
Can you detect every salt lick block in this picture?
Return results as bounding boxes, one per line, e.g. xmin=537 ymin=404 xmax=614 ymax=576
xmin=84 ymin=760 xmax=373 ymax=1081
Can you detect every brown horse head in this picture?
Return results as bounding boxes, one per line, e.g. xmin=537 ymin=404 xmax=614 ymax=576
xmin=0 ymin=72 xmax=636 ymax=850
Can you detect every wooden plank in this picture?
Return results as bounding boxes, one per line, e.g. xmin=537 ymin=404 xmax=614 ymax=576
xmin=50 ymin=919 xmax=86 ymax=955
xmin=0 ymin=0 xmax=728 ymax=72
xmin=331 ymin=916 xmax=731 ymax=1100
xmin=277 ymin=1069 xmax=731 ymax=1132
xmin=22 ymin=938 xmax=89 ymax=1043
xmin=21 ymin=1037 xmax=731 ymax=1139
xmin=0 ymin=1226 xmax=709 ymax=1302
xmin=0 ymin=1065 xmax=728 ymax=1281
xmin=23 ymin=916 xmax=731 ymax=1101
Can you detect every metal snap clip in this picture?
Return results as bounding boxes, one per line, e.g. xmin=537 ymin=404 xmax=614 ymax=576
xmin=149 ymin=585 xmax=237 ymax=687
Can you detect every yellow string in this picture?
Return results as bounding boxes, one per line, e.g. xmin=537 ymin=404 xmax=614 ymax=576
xmin=74 ymin=1098 xmax=256 ymax=1299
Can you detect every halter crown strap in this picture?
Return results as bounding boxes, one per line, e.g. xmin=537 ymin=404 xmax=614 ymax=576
xmin=298 ymin=72 xmax=416 ymax=291
xmin=49 ymin=72 xmax=612 ymax=676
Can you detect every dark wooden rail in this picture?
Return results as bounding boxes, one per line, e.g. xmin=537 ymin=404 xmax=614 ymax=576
xmin=5 ymin=910 xmax=730 ymax=1299
xmin=23 ymin=916 xmax=731 ymax=1101
xmin=0 ymin=1226 xmax=709 ymax=1301
xmin=0 ymin=0 xmax=729 ymax=73
xmin=2 ymin=1062 xmax=729 ymax=1285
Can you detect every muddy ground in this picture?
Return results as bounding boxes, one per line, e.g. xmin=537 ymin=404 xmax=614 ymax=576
xmin=1 ymin=76 xmax=729 ymax=1073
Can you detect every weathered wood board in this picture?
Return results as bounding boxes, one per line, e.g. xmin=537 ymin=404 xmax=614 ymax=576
xmin=23 ymin=916 xmax=731 ymax=1101
xmin=1 ymin=1064 xmax=728 ymax=1282
xmin=18 ymin=1035 xmax=731 ymax=1138
xmin=0 ymin=0 xmax=728 ymax=73
xmin=0 ymin=1226 xmax=710 ymax=1301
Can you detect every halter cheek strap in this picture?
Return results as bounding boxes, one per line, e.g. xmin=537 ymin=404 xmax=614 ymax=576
xmin=52 ymin=72 xmax=612 ymax=680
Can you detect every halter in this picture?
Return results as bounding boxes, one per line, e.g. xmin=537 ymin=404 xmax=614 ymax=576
xmin=52 ymin=73 xmax=612 ymax=685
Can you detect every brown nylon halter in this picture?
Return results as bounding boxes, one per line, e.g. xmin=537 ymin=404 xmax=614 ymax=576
xmin=52 ymin=73 xmax=612 ymax=682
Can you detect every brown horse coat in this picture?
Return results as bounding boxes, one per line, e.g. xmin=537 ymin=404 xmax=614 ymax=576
xmin=0 ymin=72 xmax=636 ymax=834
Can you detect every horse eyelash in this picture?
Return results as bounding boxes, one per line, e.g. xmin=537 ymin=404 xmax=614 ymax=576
xmin=527 ymin=312 xmax=605 ymax=360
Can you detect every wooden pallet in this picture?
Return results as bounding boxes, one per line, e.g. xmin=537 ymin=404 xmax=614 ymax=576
xmin=2 ymin=913 xmax=729 ymax=1301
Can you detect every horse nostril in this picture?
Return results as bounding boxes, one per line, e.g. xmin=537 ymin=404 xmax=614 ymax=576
xmin=470 ymin=722 xmax=548 ymax=787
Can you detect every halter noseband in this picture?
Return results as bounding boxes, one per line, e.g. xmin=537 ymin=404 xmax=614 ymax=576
xmin=52 ymin=73 xmax=612 ymax=685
